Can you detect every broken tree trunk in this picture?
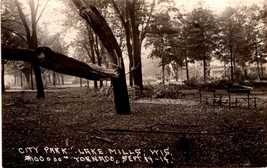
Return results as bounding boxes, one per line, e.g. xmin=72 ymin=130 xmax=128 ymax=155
xmin=72 ymin=0 xmax=131 ymax=114
xmin=2 ymin=46 xmax=118 ymax=80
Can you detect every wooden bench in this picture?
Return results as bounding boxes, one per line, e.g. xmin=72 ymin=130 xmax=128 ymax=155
xmin=260 ymin=77 xmax=267 ymax=82
xmin=260 ymin=78 xmax=267 ymax=94
xmin=226 ymin=89 xmax=256 ymax=108
xmin=199 ymin=89 xmax=222 ymax=105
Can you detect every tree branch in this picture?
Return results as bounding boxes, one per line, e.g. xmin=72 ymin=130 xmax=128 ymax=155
xmin=1 ymin=27 xmax=28 ymax=43
xmin=36 ymin=0 xmax=50 ymax=24
xmin=140 ymin=0 xmax=155 ymax=42
xmin=62 ymin=35 xmax=92 ymax=60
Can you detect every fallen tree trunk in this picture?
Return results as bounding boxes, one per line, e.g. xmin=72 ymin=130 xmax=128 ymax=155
xmin=2 ymin=46 xmax=118 ymax=80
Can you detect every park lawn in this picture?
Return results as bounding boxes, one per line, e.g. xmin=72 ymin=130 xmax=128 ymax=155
xmin=2 ymin=87 xmax=267 ymax=167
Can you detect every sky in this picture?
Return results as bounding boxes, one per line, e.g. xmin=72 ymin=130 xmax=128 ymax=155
xmin=173 ymin=0 xmax=264 ymax=13
xmin=36 ymin=0 xmax=264 ymax=36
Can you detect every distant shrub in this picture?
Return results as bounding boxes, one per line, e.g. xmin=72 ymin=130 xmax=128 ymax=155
xmin=184 ymin=77 xmax=200 ymax=88
xmin=142 ymin=84 xmax=185 ymax=99
xmin=245 ymin=72 xmax=258 ymax=82
xmin=4 ymin=85 xmax=11 ymax=90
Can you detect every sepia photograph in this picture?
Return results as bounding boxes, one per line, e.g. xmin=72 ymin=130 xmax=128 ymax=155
xmin=1 ymin=0 xmax=267 ymax=167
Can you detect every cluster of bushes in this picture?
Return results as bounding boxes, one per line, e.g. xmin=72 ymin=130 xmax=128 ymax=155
xmin=142 ymin=84 xmax=185 ymax=99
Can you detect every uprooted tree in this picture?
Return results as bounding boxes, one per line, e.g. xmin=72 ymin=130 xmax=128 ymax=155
xmin=2 ymin=0 xmax=131 ymax=114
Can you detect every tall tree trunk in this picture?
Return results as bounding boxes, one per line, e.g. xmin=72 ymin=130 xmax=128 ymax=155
xmin=80 ymin=78 xmax=83 ymax=87
xmin=94 ymin=80 xmax=98 ymax=88
xmin=111 ymin=0 xmax=134 ymax=87
xmin=260 ymin=60 xmax=264 ymax=78
xmin=30 ymin=0 xmax=45 ymax=97
xmin=87 ymin=80 xmax=89 ymax=88
xmin=175 ymin=63 xmax=179 ymax=82
xmin=2 ymin=60 xmax=5 ymax=92
xmin=224 ymin=61 xmax=226 ymax=78
xmin=30 ymin=66 xmax=34 ymax=90
xmin=14 ymin=76 xmax=17 ymax=86
xmin=162 ymin=55 xmax=165 ymax=84
xmin=57 ymin=74 xmax=61 ymax=85
xmin=257 ymin=60 xmax=261 ymax=79
xmin=48 ymin=73 xmax=51 ymax=84
xmin=185 ymin=57 xmax=189 ymax=81
xmin=112 ymin=59 xmax=131 ymax=114
xmin=129 ymin=1 xmax=143 ymax=91
xmin=88 ymin=27 xmax=98 ymax=89
xmin=125 ymin=21 xmax=134 ymax=87
xmin=23 ymin=70 xmax=31 ymax=88
xmin=61 ymin=74 xmax=64 ymax=85
xmin=33 ymin=64 xmax=44 ymax=97
xmin=53 ymin=71 xmax=56 ymax=87
xmin=230 ymin=46 xmax=234 ymax=81
xmin=203 ymin=58 xmax=206 ymax=83
xmin=20 ymin=71 xmax=23 ymax=88
xmin=95 ymin=37 xmax=104 ymax=88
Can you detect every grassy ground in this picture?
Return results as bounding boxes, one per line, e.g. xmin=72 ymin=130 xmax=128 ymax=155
xmin=2 ymin=87 xmax=267 ymax=167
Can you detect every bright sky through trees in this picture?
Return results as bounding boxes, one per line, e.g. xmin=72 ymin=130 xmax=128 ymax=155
xmin=17 ymin=0 xmax=262 ymax=38
xmin=173 ymin=0 xmax=263 ymax=13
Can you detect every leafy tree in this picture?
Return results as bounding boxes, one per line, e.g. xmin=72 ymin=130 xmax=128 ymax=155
xmin=183 ymin=7 xmax=218 ymax=83
xmin=145 ymin=11 xmax=178 ymax=84
xmin=217 ymin=6 xmax=263 ymax=81
xmin=1 ymin=1 xmax=30 ymax=91
xmin=239 ymin=5 xmax=265 ymax=79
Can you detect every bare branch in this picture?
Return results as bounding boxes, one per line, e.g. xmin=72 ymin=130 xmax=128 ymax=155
xmin=1 ymin=27 xmax=28 ymax=43
xmin=36 ymin=0 xmax=50 ymax=24
xmin=62 ymin=35 xmax=92 ymax=59
xmin=140 ymin=0 xmax=155 ymax=42
xmin=35 ymin=0 xmax=40 ymax=16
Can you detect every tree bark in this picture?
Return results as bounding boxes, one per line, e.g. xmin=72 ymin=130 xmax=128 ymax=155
xmin=61 ymin=74 xmax=64 ymax=85
xmin=129 ymin=1 xmax=143 ymax=91
xmin=203 ymin=56 xmax=207 ymax=83
xmin=20 ymin=71 xmax=23 ymax=88
xmin=88 ymin=26 xmax=98 ymax=89
xmin=260 ymin=60 xmax=264 ymax=78
xmin=257 ymin=60 xmax=261 ymax=79
xmin=185 ymin=57 xmax=189 ymax=81
xmin=111 ymin=0 xmax=134 ymax=87
xmin=87 ymin=80 xmax=89 ymax=88
xmin=2 ymin=46 xmax=118 ymax=80
xmin=1 ymin=60 xmax=5 ymax=92
xmin=72 ymin=0 xmax=131 ymax=114
xmin=230 ymin=45 xmax=234 ymax=81
xmin=80 ymin=78 xmax=83 ymax=87
xmin=162 ymin=55 xmax=165 ymax=84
